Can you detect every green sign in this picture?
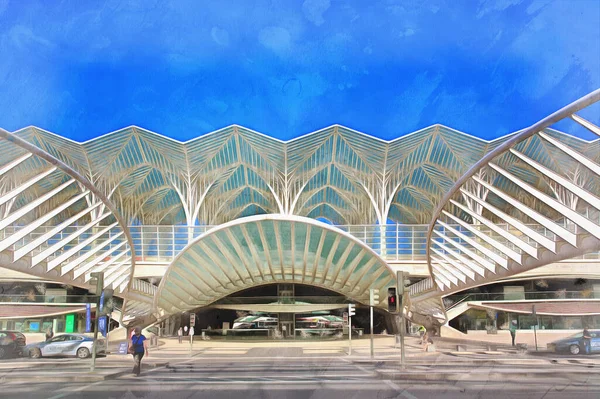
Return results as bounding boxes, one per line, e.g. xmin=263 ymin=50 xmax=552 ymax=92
xmin=65 ymin=314 xmax=75 ymax=333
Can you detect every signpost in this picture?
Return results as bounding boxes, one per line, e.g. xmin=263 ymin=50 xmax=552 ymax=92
xmin=348 ymin=304 xmax=356 ymax=355
xmin=89 ymin=272 xmax=104 ymax=372
xmin=190 ymin=314 xmax=196 ymax=355
xmin=532 ymin=305 xmax=538 ymax=351
xmin=397 ymin=271 xmax=408 ymax=369
xmin=369 ymin=289 xmax=379 ymax=358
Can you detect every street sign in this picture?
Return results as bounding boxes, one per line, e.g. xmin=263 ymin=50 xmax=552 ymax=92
xmin=99 ymin=316 xmax=107 ymax=337
xmin=99 ymin=291 xmax=105 ymax=313
xmin=85 ymin=303 xmax=91 ymax=332
xmin=348 ymin=303 xmax=356 ymax=317
xmin=343 ymin=312 xmax=349 ymax=326
xmin=190 ymin=313 xmax=196 ymax=327
xmin=118 ymin=342 xmax=128 ymax=355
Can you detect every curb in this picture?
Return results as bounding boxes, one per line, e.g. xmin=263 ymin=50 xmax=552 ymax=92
xmin=375 ymin=369 xmax=596 ymax=382
xmin=0 ymin=362 xmax=168 ymax=383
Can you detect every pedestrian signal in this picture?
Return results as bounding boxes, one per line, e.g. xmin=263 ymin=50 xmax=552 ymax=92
xmin=387 ymin=287 xmax=397 ymax=313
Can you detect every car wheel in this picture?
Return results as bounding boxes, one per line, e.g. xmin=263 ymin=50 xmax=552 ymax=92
xmin=569 ymin=344 xmax=581 ymax=355
xmin=30 ymin=348 xmax=42 ymax=359
xmin=0 ymin=347 xmax=6 ymax=359
xmin=77 ymin=347 xmax=90 ymax=359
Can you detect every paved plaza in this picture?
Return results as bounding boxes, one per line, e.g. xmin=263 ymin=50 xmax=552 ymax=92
xmin=1 ymin=337 xmax=599 ymax=398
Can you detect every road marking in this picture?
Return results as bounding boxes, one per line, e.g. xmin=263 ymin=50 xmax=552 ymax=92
xmin=384 ymin=380 xmax=419 ymax=399
xmin=47 ymin=380 xmax=105 ymax=399
xmin=303 ymin=349 xmax=343 ymax=354
xmin=202 ymin=350 xmax=248 ymax=355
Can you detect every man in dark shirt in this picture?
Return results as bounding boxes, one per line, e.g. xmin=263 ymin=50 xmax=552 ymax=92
xmin=129 ymin=327 xmax=148 ymax=376
xmin=582 ymin=328 xmax=592 ymax=355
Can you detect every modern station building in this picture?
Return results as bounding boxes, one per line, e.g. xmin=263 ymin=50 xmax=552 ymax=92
xmin=0 ymin=90 xmax=598 ymax=342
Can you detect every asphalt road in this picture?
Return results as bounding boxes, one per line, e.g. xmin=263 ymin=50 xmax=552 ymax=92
xmin=3 ymin=354 xmax=600 ymax=399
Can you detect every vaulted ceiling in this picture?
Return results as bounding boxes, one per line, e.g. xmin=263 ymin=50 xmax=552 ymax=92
xmin=1 ymin=124 xmax=597 ymax=226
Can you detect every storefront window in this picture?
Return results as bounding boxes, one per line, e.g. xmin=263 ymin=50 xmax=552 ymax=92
xmin=519 ymin=315 xmax=537 ymax=329
xmin=538 ymin=316 xmax=553 ymax=330
xmin=456 ymin=310 xmax=596 ymax=331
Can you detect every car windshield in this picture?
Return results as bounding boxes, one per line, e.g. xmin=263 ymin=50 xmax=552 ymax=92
xmin=568 ymin=332 xmax=583 ymax=339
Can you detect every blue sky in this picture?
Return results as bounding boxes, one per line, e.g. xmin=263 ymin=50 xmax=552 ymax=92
xmin=0 ymin=0 xmax=598 ymax=142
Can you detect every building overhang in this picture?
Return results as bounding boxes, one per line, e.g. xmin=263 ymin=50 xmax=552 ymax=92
xmin=471 ymin=300 xmax=600 ymax=316
xmin=154 ymin=214 xmax=395 ymax=316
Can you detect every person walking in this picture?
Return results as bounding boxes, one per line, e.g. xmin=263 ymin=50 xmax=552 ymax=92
xmin=45 ymin=327 xmax=54 ymax=341
xmin=177 ymin=327 xmax=183 ymax=344
xmin=418 ymin=325 xmax=426 ymax=344
xmin=509 ymin=320 xmax=517 ymax=347
xmin=422 ymin=331 xmax=434 ymax=352
xmin=129 ymin=327 xmax=148 ymax=377
xmin=184 ymin=325 xmax=188 ymax=336
xmin=583 ymin=328 xmax=592 ymax=355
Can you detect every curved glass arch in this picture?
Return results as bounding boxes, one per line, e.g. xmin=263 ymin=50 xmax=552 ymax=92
xmin=154 ymin=215 xmax=395 ymax=315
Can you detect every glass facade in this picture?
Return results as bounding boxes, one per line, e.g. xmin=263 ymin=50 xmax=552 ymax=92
xmin=452 ymin=309 xmax=600 ymax=332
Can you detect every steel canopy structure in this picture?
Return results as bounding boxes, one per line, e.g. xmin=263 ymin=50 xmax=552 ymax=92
xmin=155 ymin=214 xmax=394 ymax=315
xmin=408 ymin=89 xmax=600 ymax=324
xmin=0 ymin=128 xmax=137 ymax=295
xmin=4 ymin=124 xmax=507 ymax=228
xmin=0 ymin=90 xmax=598 ymax=325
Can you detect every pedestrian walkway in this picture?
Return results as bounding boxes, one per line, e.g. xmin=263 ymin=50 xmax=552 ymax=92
xmin=4 ymin=334 xmax=599 ymax=386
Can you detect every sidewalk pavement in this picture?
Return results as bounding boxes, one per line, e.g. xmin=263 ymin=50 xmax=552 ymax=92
xmin=3 ymin=335 xmax=599 ymax=384
xmin=0 ymin=358 xmax=169 ymax=383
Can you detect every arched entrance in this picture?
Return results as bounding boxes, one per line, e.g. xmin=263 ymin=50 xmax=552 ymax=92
xmin=154 ymin=215 xmax=395 ymax=317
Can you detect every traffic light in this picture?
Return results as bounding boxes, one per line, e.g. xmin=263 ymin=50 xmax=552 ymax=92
xmin=348 ymin=303 xmax=356 ymax=317
xmin=370 ymin=289 xmax=380 ymax=306
xmin=397 ymin=271 xmax=411 ymax=311
xmin=387 ymin=287 xmax=397 ymax=313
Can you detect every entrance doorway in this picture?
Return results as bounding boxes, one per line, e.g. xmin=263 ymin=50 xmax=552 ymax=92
xmin=279 ymin=312 xmax=294 ymax=338
xmin=280 ymin=321 xmax=293 ymax=338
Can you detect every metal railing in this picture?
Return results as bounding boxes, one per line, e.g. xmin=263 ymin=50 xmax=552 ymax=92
xmin=443 ymin=290 xmax=600 ymax=309
xmin=214 ymin=296 xmax=350 ymax=305
xmin=1 ymin=222 xmax=599 ymax=267
xmin=0 ymin=294 xmax=124 ymax=306
xmin=130 ymin=278 xmax=158 ymax=296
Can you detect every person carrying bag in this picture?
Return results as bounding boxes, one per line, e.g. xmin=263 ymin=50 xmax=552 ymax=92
xmin=128 ymin=327 xmax=148 ymax=376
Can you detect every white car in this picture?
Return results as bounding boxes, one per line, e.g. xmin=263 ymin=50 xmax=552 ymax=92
xmin=25 ymin=334 xmax=106 ymax=359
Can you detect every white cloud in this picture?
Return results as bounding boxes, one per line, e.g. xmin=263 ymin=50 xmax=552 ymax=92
xmin=302 ymin=0 xmax=330 ymax=26
xmin=7 ymin=25 xmax=54 ymax=50
xmin=398 ymin=28 xmax=415 ymax=38
xmin=526 ymin=0 xmax=553 ymax=14
xmin=211 ymin=27 xmax=230 ymax=46
xmin=258 ymin=26 xmax=291 ymax=52
xmin=476 ymin=0 xmax=524 ymax=18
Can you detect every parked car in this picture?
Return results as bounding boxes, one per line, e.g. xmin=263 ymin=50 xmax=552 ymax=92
xmin=0 ymin=331 xmax=26 ymax=358
xmin=24 ymin=334 xmax=106 ymax=359
xmin=547 ymin=330 xmax=600 ymax=355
